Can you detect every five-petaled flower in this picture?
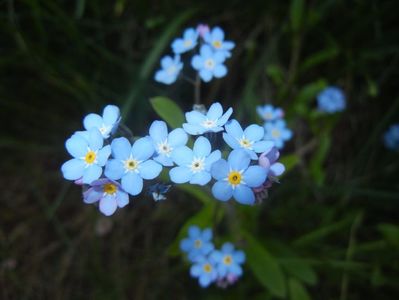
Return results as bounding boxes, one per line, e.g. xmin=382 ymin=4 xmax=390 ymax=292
xmin=180 ymin=226 xmax=215 ymax=262
xmin=190 ymin=255 xmax=219 ymax=288
xmin=172 ymin=28 xmax=198 ymax=54
xmin=83 ymin=105 xmax=121 ymax=139
xmin=191 ymin=45 xmax=227 ymax=82
xmin=263 ymin=119 xmax=292 ymax=149
xmin=154 ymin=55 xmax=183 ymax=85
xmin=104 ymin=137 xmax=162 ymax=196
xmin=317 ymin=86 xmax=346 ymax=113
xmin=203 ymin=26 xmax=235 ymax=58
xmin=210 ymin=242 xmax=245 ymax=278
xmin=256 ymin=104 xmax=284 ymax=122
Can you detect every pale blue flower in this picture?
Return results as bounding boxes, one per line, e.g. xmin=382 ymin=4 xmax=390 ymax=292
xmin=191 ymin=45 xmax=227 ymax=82
xmin=183 ymin=102 xmax=233 ymax=135
xmin=384 ymin=124 xmax=399 ymax=151
xmin=210 ymin=243 xmax=245 ymax=278
xmin=317 ymin=86 xmax=346 ymax=113
xmin=149 ymin=120 xmax=188 ymax=166
xmin=61 ymin=128 xmax=111 ymax=184
xmin=211 ymin=149 xmax=267 ymax=205
xmin=170 ymin=136 xmax=221 ymax=185
xmin=223 ymin=119 xmax=274 ymax=159
xmin=256 ymin=104 xmax=284 ymax=122
xmin=263 ymin=120 xmax=293 ymax=149
xmin=203 ymin=26 xmax=235 ymax=58
xmin=104 ymin=137 xmax=162 ymax=196
xmin=190 ymin=255 xmax=218 ymax=288
xmin=83 ymin=105 xmax=121 ymax=139
xmin=154 ymin=55 xmax=183 ymax=85
xmin=172 ymin=28 xmax=198 ymax=54
xmin=180 ymin=226 xmax=214 ymax=262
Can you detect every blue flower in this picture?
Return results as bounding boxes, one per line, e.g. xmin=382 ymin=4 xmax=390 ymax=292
xmin=263 ymin=120 xmax=293 ymax=149
xmin=383 ymin=124 xmax=399 ymax=151
xmin=83 ymin=178 xmax=129 ymax=216
xmin=171 ymin=28 xmax=198 ymax=54
xmin=149 ymin=120 xmax=188 ymax=166
xmin=83 ymin=105 xmax=121 ymax=139
xmin=61 ymin=128 xmax=111 ymax=184
xmin=183 ymin=102 xmax=233 ymax=135
xmin=223 ymin=119 xmax=274 ymax=159
xmin=256 ymin=104 xmax=284 ymax=121
xmin=104 ymin=137 xmax=162 ymax=196
xmin=191 ymin=45 xmax=227 ymax=82
xmin=170 ymin=136 xmax=221 ymax=185
xmin=317 ymin=86 xmax=346 ymax=113
xmin=211 ymin=149 xmax=267 ymax=205
xmin=203 ymin=26 xmax=235 ymax=58
xmin=180 ymin=226 xmax=214 ymax=262
xmin=211 ymin=242 xmax=245 ymax=278
xmin=190 ymin=255 xmax=218 ymax=288
xmin=154 ymin=55 xmax=183 ymax=85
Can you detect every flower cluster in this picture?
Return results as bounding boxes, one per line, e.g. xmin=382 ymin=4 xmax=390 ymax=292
xmin=257 ymin=104 xmax=293 ymax=149
xmin=180 ymin=226 xmax=245 ymax=288
xmin=317 ymin=86 xmax=346 ymax=113
xmin=383 ymin=124 xmax=399 ymax=151
xmin=154 ymin=24 xmax=235 ymax=84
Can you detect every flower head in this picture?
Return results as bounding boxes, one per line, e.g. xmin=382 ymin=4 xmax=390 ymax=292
xmin=83 ymin=178 xmax=129 ymax=216
xmin=211 ymin=149 xmax=267 ymax=205
xmin=317 ymin=86 xmax=346 ymax=113
xmin=154 ymin=55 xmax=183 ymax=85
xmin=61 ymin=128 xmax=111 ymax=184
xmin=256 ymin=104 xmax=284 ymax=122
xmin=263 ymin=120 xmax=292 ymax=149
xmin=383 ymin=124 xmax=399 ymax=151
xmin=83 ymin=105 xmax=121 ymax=139
xmin=183 ymin=102 xmax=233 ymax=135
xmin=190 ymin=255 xmax=218 ymax=288
xmin=211 ymin=242 xmax=245 ymax=278
xmin=104 ymin=137 xmax=162 ymax=196
xmin=170 ymin=136 xmax=221 ymax=185
xmin=223 ymin=119 xmax=274 ymax=159
xmin=172 ymin=28 xmax=198 ymax=54
xmin=191 ymin=45 xmax=227 ymax=82
xmin=180 ymin=226 xmax=214 ymax=262
xmin=203 ymin=27 xmax=235 ymax=58
xmin=149 ymin=120 xmax=188 ymax=166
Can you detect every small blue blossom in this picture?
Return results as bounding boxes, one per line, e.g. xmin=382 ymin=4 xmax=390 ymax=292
xmin=263 ymin=120 xmax=293 ymax=149
xmin=191 ymin=45 xmax=227 ymax=82
xmin=172 ymin=28 xmax=198 ymax=54
xmin=61 ymin=128 xmax=111 ymax=184
xmin=83 ymin=105 xmax=121 ymax=139
xmin=149 ymin=120 xmax=188 ymax=166
xmin=170 ymin=136 xmax=221 ymax=185
xmin=203 ymin=26 xmax=235 ymax=58
xmin=180 ymin=226 xmax=214 ymax=262
xmin=104 ymin=137 xmax=162 ymax=196
xmin=154 ymin=55 xmax=183 ymax=85
xmin=211 ymin=149 xmax=267 ymax=205
xmin=223 ymin=119 xmax=274 ymax=159
xmin=183 ymin=102 xmax=233 ymax=135
xmin=256 ymin=104 xmax=284 ymax=122
xmin=317 ymin=86 xmax=346 ymax=113
xmin=83 ymin=178 xmax=129 ymax=216
xmin=383 ymin=124 xmax=399 ymax=151
xmin=190 ymin=255 xmax=218 ymax=288
xmin=211 ymin=242 xmax=245 ymax=278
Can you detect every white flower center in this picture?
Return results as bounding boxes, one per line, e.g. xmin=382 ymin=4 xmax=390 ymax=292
xmin=201 ymin=119 xmax=217 ymax=129
xmin=166 ymin=65 xmax=177 ymax=75
xmin=157 ymin=140 xmax=173 ymax=156
xmin=184 ymin=39 xmax=193 ymax=48
xmin=204 ymin=58 xmax=215 ymax=70
xmin=99 ymin=124 xmax=111 ymax=137
xmin=271 ymin=129 xmax=281 ymax=138
xmin=122 ymin=155 xmax=141 ymax=173
xmin=264 ymin=112 xmax=273 ymax=120
xmin=189 ymin=157 xmax=205 ymax=173
xmin=238 ymin=136 xmax=253 ymax=149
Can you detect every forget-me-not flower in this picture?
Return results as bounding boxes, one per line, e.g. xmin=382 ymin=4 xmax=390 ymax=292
xmin=223 ymin=119 xmax=274 ymax=159
xmin=203 ymin=26 xmax=235 ymax=58
xmin=104 ymin=137 xmax=162 ymax=196
xmin=211 ymin=242 xmax=245 ymax=278
xmin=191 ymin=45 xmax=227 ymax=82
xmin=183 ymin=102 xmax=233 ymax=135
xmin=190 ymin=255 xmax=218 ymax=288
xmin=211 ymin=149 xmax=267 ymax=205
xmin=180 ymin=226 xmax=214 ymax=262
xmin=83 ymin=105 xmax=121 ymax=139
xmin=263 ymin=120 xmax=292 ymax=149
xmin=61 ymin=128 xmax=111 ymax=184
xmin=256 ymin=104 xmax=284 ymax=122
xmin=317 ymin=86 xmax=346 ymax=113
xmin=149 ymin=120 xmax=188 ymax=166
xmin=383 ymin=124 xmax=399 ymax=151
xmin=154 ymin=55 xmax=183 ymax=85
xmin=172 ymin=28 xmax=198 ymax=54
xmin=83 ymin=178 xmax=129 ymax=216
xmin=170 ymin=136 xmax=221 ymax=185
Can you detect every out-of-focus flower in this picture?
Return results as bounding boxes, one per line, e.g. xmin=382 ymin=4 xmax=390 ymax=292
xmin=317 ymin=86 xmax=346 ymax=113
xmin=383 ymin=124 xmax=399 ymax=151
xmin=191 ymin=45 xmax=227 ymax=82
xmin=211 ymin=242 xmax=245 ymax=278
xmin=256 ymin=104 xmax=284 ymax=122
xmin=196 ymin=24 xmax=210 ymax=38
xmin=203 ymin=27 xmax=235 ymax=58
xmin=180 ymin=226 xmax=214 ymax=262
xmin=190 ymin=255 xmax=218 ymax=288
xmin=263 ymin=120 xmax=292 ymax=149
xmin=83 ymin=105 xmax=121 ymax=139
xmin=172 ymin=28 xmax=198 ymax=54
xmin=154 ymin=55 xmax=183 ymax=85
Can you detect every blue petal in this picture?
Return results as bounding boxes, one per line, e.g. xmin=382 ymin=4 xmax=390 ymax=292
xmin=116 ymin=190 xmax=129 ymax=207
xmin=160 ymin=56 xmax=173 ymax=68
xmin=230 ymin=264 xmax=243 ymax=276
xmin=169 ymin=166 xmax=192 ymax=184
xmin=190 ymin=264 xmax=202 ymax=277
xmin=222 ymin=132 xmax=240 ymax=149
xmin=191 ymin=55 xmax=203 ymax=70
xmin=228 ymin=149 xmax=250 ymax=171
xmin=171 ymin=146 xmax=193 ymax=166
xmin=154 ymin=155 xmax=174 ymax=167
xmin=83 ymin=113 xmax=102 ymax=131
xmin=193 ymin=136 xmax=211 ymax=157
xmin=61 ymin=158 xmax=85 ymax=180
xmin=221 ymin=242 xmax=234 ymax=253
xmin=171 ymin=39 xmax=184 ymax=54
xmin=149 ymin=120 xmax=168 ymax=143
xmin=202 ymin=228 xmax=213 ymax=241
xmin=104 ymin=159 xmax=124 ymax=180
xmin=111 ymin=137 xmax=131 ymax=160
xmin=199 ymin=69 xmax=212 ymax=82
xmin=217 ymin=107 xmax=233 ymax=126
xmin=180 ymin=238 xmax=192 ymax=252
xmin=223 ymin=41 xmax=235 ymax=50
xmin=212 ymin=27 xmax=224 ymax=40
xmin=200 ymin=44 xmax=212 ymax=57
xmin=96 ymin=145 xmax=111 ymax=166
xmin=207 ymin=103 xmax=223 ymax=120
xmin=186 ymin=110 xmax=206 ymax=124
xmin=99 ymin=196 xmax=118 ymax=216
xmin=270 ymin=162 xmax=285 ymax=176
xmin=225 ymin=119 xmax=244 ymax=139
xmin=168 ymin=128 xmax=188 ymax=147
xmin=282 ymin=128 xmax=293 ymax=140
xmin=190 ymin=171 xmax=211 ymax=185
xmin=65 ymin=134 xmax=87 ymax=158
xmin=210 ymin=159 xmax=229 ymax=180
xmin=82 ymin=164 xmax=102 ymax=184
xmin=244 ymin=124 xmax=264 ymax=141
xmin=199 ymin=275 xmax=212 ymax=287
xmin=103 ymin=105 xmax=120 ymax=125
xmin=217 ymin=264 xmax=228 ymax=277
xmin=83 ymin=188 xmax=102 ymax=204
xmin=139 ymin=160 xmax=162 ymax=180
xmin=188 ymin=225 xmax=200 ymax=238
xmin=88 ymin=128 xmax=103 ymax=151
xmin=205 ymin=150 xmax=221 ymax=171
xmin=214 ymin=51 xmax=226 ymax=63
xmin=121 ymin=172 xmax=143 ymax=196
xmin=233 ymin=185 xmax=255 ymax=205
xmin=234 ymin=250 xmax=246 ymax=264
xmin=131 ymin=137 xmax=154 ymax=161
xmin=243 ymin=165 xmax=267 ymax=188
xmin=213 ymin=64 xmax=227 ymax=78
xmin=182 ymin=123 xmax=206 ymax=135
xmin=212 ymin=181 xmax=233 ymax=201
xmin=253 ymin=140 xmax=274 ymax=153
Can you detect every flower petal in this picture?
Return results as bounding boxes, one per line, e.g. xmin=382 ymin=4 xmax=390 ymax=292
xmin=199 ymin=275 xmax=212 ymax=287
xmin=225 ymin=119 xmax=243 ymax=139
xmin=83 ymin=113 xmax=102 ymax=131
xmin=190 ymin=171 xmax=211 ymax=185
xmin=243 ymin=165 xmax=267 ymax=187
xmin=228 ymin=149 xmax=250 ymax=171
xmin=99 ymin=196 xmax=118 ymax=216
xmin=212 ymin=27 xmax=224 ymax=40
xmin=193 ymin=136 xmax=211 ymax=157
xmin=182 ymin=123 xmax=205 ymax=135
xmin=188 ymin=226 xmax=200 ymax=238
xmin=111 ymin=137 xmax=131 ymax=160
xmin=234 ymin=250 xmax=246 ymax=264
xmin=190 ymin=264 xmax=202 ymax=277
xmin=88 ymin=128 xmax=103 ymax=151
xmin=202 ymin=228 xmax=213 ymax=241
xmin=171 ymin=146 xmax=193 ymax=166
xmin=213 ymin=64 xmax=227 ymax=78
xmin=217 ymin=107 xmax=233 ymax=126
xmin=154 ymin=155 xmax=174 ymax=167
xmin=121 ymin=172 xmax=143 ymax=196
xmin=253 ymin=140 xmax=274 ymax=154
xmin=222 ymin=132 xmax=240 ymax=149
xmin=205 ymin=150 xmax=221 ymax=171
xmin=210 ymin=159 xmax=229 ymax=180
xmin=270 ymin=162 xmax=285 ymax=176
xmin=233 ymin=185 xmax=255 ymax=205
xmin=116 ymin=190 xmax=129 ymax=207
xmin=206 ymin=102 xmax=223 ymax=120
xmin=96 ymin=145 xmax=111 ymax=166
xmin=83 ymin=187 xmax=103 ymax=204
xmin=65 ymin=134 xmax=88 ymax=158
xmin=82 ymin=164 xmax=102 ymax=184
xmin=244 ymin=124 xmax=264 ymax=141
xmin=104 ymin=159 xmax=124 ymax=180
xmin=169 ymin=166 xmax=192 ymax=184
xmin=212 ymin=181 xmax=233 ymax=201
xmin=186 ymin=110 xmax=206 ymax=124
xmin=61 ymin=158 xmax=85 ymax=180
xmin=191 ymin=55 xmax=203 ymax=70
xmin=199 ymin=69 xmax=212 ymax=82
xmin=149 ymin=120 xmax=168 ymax=143
xmin=131 ymin=137 xmax=154 ymax=161
xmin=139 ymin=160 xmax=162 ymax=180
xmin=221 ymin=242 xmax=234 ymax=253
xmin=168 ymin=128 xmax=188 ymax=147
xmin=103 ymin=105 xmax=120 ymax=125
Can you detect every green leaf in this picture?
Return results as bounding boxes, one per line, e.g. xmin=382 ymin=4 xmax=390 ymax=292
xmin=280 ymin=258 xmax=318 ymax=285
xmin=150 ymin=96 xmax=185 ymax=129
xmin=299 ymin=46 xmax=339 ymax=72
xmin=378 ymin=223 xmax=399 ymax=249
xmin=242 ymin=231 xmax=286 ymax=298
xmin=266 ymin=64 xmax=285 ymax=86
xmin=289 ymin=278 xmax=311 ymax=300
xmin=280 ymin=154 xmax=300 ymax=174
xmin=290 ymin=0 xmax=305 ymax=32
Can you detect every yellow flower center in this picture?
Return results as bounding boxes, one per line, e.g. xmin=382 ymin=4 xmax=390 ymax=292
xmin=124 ymin=158 xmax=139 ymax=171
xmin=271 ymin=129 xmax=281 ymax=138
xmin=184 ymin=40 xmax=192 ymax=48
xmin=194 ymin=239 xmax=202 ymax=248
xmin=228 ymin=171 xmax=242 ymax=186
xmin=85 ymin=151 xmax=96 ymax=164
xmin=203 ymin=263 xmax=212 ymax=273
xmin=103 ymin=183 xmax=117 ymax=195
xmin=239 ymin=138 xmax=252 ymax=149
xmin=264 ymin=112 xmax=273 ymax=120
xmin=212 ymin=40 xmax=222 ymax=48
xmin=223 ymin=255 xmax=233 ymax=266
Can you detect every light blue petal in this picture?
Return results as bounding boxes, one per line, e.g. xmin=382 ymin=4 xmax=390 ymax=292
xmin=88 ymin=128 xmax=103 ymax=151
xmin=212 ymin=181 xmax=233 ymax=201
xmin=116 ymin=190 xmax=129 ymax=207
xmin=234 ymin=250 xmax=246 ymax=264
xmin=182 ymin=123 xmax=206 ymax=135
xmin=207 ymin=103 xmax=223 ymax=119
xmin=65 ymin=134 xmax=87 ymax=158
xmin=139 ymin=160 xmax=162 ymax=180
xmin=200 ymin=44 xmax=212 ymax=57
xmin=225 ymin=119 xmax=244 ymax=139
xmin=103 ymin=105 xmax=120 ymax=125
xmin=222 ymin=132 xmax=240 ymax=149
xmin=244 ymin=124 xmax=264 ymax=141
xmin=83 ymin=113 xmax=102 ymax=131
xmin=230 ymin=264 xmax=243 ymax=276
xmin=169 ymin=166 xmax=192 ymax=184
xmin=104 ymin=159 xmax=124 ymax=180
xmin=210 ymin=159 xmax=229 ymax=180
xmin=171 ymin=146 xmax=193 ymax=166
xmin=190 ymin=171 xmax=211 ymax=185
xmin=253 ymin=140 xmax=274 ymax=153
xmin=282 ymin=129 xmax=293 ymax=140
xmin=188 ymin=225 xmax=200 ymax=238
xmin=205 ymin=150 xmax=221 ymax=171
xmin=186 ymin=110 xmax=206 ymax=124
xmin=221 ymin=242 xmax=234 ymax=253
xmin=171 ymin=39 xmax=185 ymax=54
xmin=61 ymin=158 xmax=85 ymax=180
xmin=223 ymin=41 xmax=235 ymax=50
xmin=96 ymin=145 xmax=111 ymax=166
xmin=99 ymin=196 xmax=118 ymax=216
xmin=217 ymin=264 xmax=228 ymax=277
xmin=121 ymin=172 xmax=143 ymax=196
xmin=202 ymin=228 xmax=213 ymax=241
xmin=149 ymin=120 xmax=168 ymax=143
xmin=212 ymin=27 xmax=224 ymax=40
xmin=199 ymin=275 xmax=212 ymax=288
xmin=168 ymin=128 xmax=188 ymax=147
xmin=191 ymin=55 xmax=203 ymax=70
xmin=180 ymin=238 xmax=192 ymax=252
xmin=228 ymin=149 xmax=251 ymax=171
xmin=270 ymin=162 xmax=285 ymax=176
xmin=111 ymin=137 xmax=131 ymax=160
xmin=83 ymin=188 xmax=102 ymax=204
xmin=154 ymin=155 xmax=174 ymax=167
xmin=214 ymin=51 xmax=226 ymax=63
xmin=243 ymin=165 xmax=267 ymax=187
xmin=202 ymin=243 xmax=214 ymax=255
xmin=193 ymin=136 xmax=211 ymax=157
xmin=245 ymin=149 xmax=258 ymax=160
xmin=217 ymin=107 xmax=233 ymax=126
xmin=82 ymin=164 xmax=102 ymax=184
xmin=233 ymin=185 xmax=255 ymax=205
xmin=190 ymin=264 xmax=202 ymax=277
xmin=213 ymin=64 xmax=227 ymax=78
xmin=131 ymin=137 xmax=154 ymax=161
xmin=199 ymin=69 xmax=212 ymax=82
xmin=160 ymin=56 xmax=173 ymax=68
